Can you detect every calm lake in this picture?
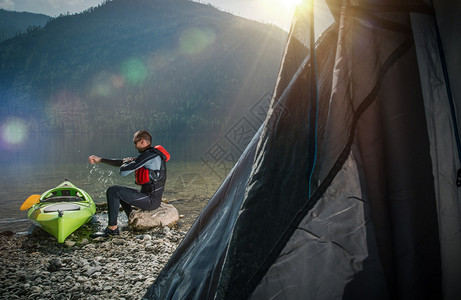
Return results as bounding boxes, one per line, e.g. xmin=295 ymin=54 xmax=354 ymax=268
xmin=0 ymin=133 xmax=241 ymax=232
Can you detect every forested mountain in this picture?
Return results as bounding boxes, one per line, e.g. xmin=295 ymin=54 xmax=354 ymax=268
xmin=0 ymin=9 xmax=51 ymax=42
xmin=0 ymin=0 xmax=287 ymax=134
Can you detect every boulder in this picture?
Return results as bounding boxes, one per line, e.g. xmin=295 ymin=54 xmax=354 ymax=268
xmin=128 ymin=203 xmax=179 ymax=231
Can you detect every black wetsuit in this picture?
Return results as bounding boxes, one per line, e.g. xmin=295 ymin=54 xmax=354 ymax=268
xmin=101 ymin=147 xmax=167 ymax=226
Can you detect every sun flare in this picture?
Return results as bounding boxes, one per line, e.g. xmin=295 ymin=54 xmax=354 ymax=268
xmin=276 ymin=0 xmax=303 ymax=10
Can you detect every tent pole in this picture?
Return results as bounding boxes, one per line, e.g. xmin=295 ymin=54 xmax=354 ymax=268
xmin=308 ymin=0 xmax=319 ymax=197
xmin=431 ymin=1 xmax=461 ymax=186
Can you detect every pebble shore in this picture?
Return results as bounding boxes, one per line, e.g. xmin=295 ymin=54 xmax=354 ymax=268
xmin=0 ymin=225 xmax=186 ymax=300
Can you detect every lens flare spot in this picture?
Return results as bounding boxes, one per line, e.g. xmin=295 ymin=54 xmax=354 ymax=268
xmin=111 ymin=74 xmax=125 ymax=89
xmin=276 ymin=0 xmax=302 ymax=10
xmin=1 ymin=117 xmax=28 ymax=145
xmin=120 ymin=58 xmax=148 ymax=85
xmin=91 ymin=71 xmax=115 ymax=97
xmin=178 ymin=28 xmax=216 ymax=55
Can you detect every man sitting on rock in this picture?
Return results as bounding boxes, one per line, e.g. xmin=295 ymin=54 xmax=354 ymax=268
xmin=88 ymin=129 xmax=169 ymax=237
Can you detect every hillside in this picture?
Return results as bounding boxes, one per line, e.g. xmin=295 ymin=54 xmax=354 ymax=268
xmin=0 ymin=9 xmax=51 ymax=42
xmin=0 ymin=0 xmax=287 ymax=134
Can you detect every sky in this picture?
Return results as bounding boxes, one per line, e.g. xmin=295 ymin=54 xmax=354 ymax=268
xmin=0 ymin=0 xmax=303 ymax=30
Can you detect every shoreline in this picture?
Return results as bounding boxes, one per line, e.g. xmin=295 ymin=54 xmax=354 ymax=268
xmin=0 ymin=224 xmax=186 ymax=299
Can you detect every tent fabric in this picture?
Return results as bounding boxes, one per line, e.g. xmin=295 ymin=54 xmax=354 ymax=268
xmin=410 ymin=10 xmax=461 ymax=300
xmin=217 ymin=1 xmax=442 ymax=298
xmin=250 ymin=153 xmax=388 ymax=299
xmin=144 ymin=0 xmax=461 ymax=299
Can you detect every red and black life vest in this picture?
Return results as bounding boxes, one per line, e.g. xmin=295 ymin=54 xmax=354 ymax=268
xmin=135 ymin=145 xmax=170 ymax=186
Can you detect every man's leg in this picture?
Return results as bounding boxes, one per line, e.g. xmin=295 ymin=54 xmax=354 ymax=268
xmin=120 ymin=200 xmax=133 ymax=219
xmin=106 ymin=185 xmax=161 ymax=225
xmin=106 ymin=185 xmax=123 ymax=227
xmin=92 ymin=185 xmax=149 ymax=238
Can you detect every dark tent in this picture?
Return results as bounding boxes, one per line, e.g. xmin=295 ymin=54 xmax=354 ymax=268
xmin=144 ymin=0 xmax=461 ymax=299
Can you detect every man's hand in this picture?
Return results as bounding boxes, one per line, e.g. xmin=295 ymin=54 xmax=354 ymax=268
xmin=88 ymin=155 xmax=102 ymax=164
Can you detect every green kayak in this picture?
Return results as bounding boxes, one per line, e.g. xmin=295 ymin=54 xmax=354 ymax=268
xmin=27 ymin=180 xmax=96 ymax=243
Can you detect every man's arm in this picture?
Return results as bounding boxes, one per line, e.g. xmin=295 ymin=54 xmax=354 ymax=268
xmin=88 ymin=155 xmax=127 ymax=167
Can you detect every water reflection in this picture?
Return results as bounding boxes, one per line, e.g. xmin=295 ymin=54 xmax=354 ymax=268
xmin=0 ymin=133 xmax=233 ymax=232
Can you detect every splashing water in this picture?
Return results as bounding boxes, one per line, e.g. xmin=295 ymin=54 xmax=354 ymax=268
xmin=86 ymin=164 xmax=119 ymax=201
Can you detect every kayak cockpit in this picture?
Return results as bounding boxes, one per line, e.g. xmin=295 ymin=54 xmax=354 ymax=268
xmin=43 ymin=203 xmax=81 ymax=213
xmin=42 ymin=188 xmax=87 ymax=203
xmin=41 ymin=196 xmax=86 ymax=203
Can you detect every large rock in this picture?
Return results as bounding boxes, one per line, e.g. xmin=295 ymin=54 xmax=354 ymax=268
xmin=128 ymin=203 xmax=179 ymax=231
